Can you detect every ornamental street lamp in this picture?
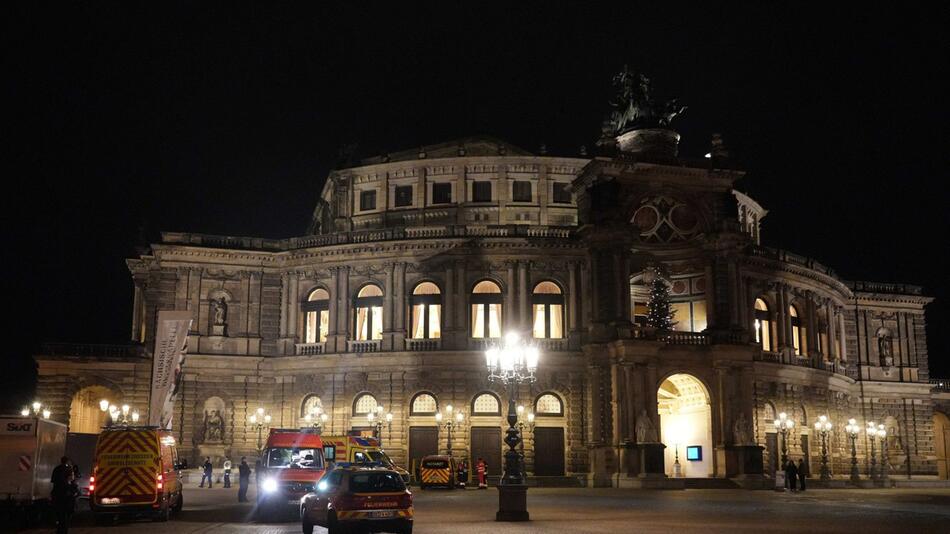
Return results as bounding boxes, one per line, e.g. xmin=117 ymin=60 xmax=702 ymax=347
xmin=485 ymin=332 xmax=538 ymax=522
xmin=100 ymin=400 xmax=139 ymax=426
xmin=845 ymin=418 xmax=861 ymax=484
xmin=22 ymin=401 xmax=52 ymax=420
xmin=867 ymin=421 xmax=879 ymax=481
xmin=773 ymin=412 xmax=795 ymax=467
xmin=436 ymin=405 xmax=465 ymax=457
xmin=515 ymin=405 xmax=536 ymax=456
xmin=367 ymin=405 xmax=392 ymax=445
xmin=249 ymin=407 xmax=272 ymax=455
xmin=303 ymin=406 xmax=328 ymax=433
xmin=813 ymin=415 xmax=833 ymax=481
xmin=875 ymin=423 xmax=889 ymax=483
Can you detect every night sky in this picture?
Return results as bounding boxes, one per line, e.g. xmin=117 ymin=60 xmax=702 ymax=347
xmin=6 ymin=4 xmax=949 ymax=409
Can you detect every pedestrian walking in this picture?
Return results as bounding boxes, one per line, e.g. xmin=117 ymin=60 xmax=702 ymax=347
xmin=456 ymin=459 xmax=468 ymax=488
xmin=51 ymin=456 xmax=78 ymax=534
xmin=238 ymin=456 xmax=251 ymax=502
xmin=797 ymin=458 xmax=807 ymax=492
xmin=200 ymin=456 xmax=213 ymax=488
xmin=476 ymin=457 xmax=488 ymax=489
xmin=223 ymin=457 xmax=232 ymax=488
xmin=784 ymin=460 xmax=798 ymax=492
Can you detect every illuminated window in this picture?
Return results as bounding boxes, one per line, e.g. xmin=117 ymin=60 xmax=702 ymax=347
xmin=471 ymin=280 xmax=502 ymax=338
xmin=532 ymin=281 xmax=564 ymax=339
xmin=410 ymin=282 xmax=441 ymax=339
xmin=671 ymin=300 xmax=708 ymax=333
xmin=354 ymin=284 xmax=383 ymax=341
xmin=353 ymin=393 xmax=378 ymax=415
xmin=790 ymin=304 xmax=804 ymax=356
xmin=301 ymin=395 xmax=323 ymax=417
xmin=303 ymin=288 xmax=330 ymax=343
xmin=410 ymin=392 xmax=438 ymax=415
xmin=472 ymin=393 xmax=501 ymax=415
xmin=754 ymin=298 xmax=772 ymax=351
xmin=535 ymin=393 xmax=564 ymax=416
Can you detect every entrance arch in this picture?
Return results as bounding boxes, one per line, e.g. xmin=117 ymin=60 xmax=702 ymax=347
xmin=658 ymin=373 xmax=712 ymax=477
xmin=68 ymin=385 xmax=115 ymax=434
xmin=935 ymin=411 xmax=950 ymax=480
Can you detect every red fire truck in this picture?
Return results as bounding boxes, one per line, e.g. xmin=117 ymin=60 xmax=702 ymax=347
xmin=256 ymin=428 xmax=327 ymax=518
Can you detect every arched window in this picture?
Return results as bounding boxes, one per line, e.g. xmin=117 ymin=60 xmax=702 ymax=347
xmin=301 ymin=395 xmax=323 ymax=417
xmin=354 ymin=284 xmax=383 ymax=341
xmin=754 ymin=298 xmax=772 ymax=351
xmin=353 ymin=393 xmax=378 ymax=416
xmin=410 ymin=392 xmax=438 ymax=415
xmin=789 ymin=304 xmax=804 ymax=356
xmin=303 ymin=288 xmax=330 ymax=343
xmin=471 ymin=280 xmax=502 ymax=339
xmin=472 ymin=392 xmax=501 ymax=415
xmin=410 ymin=282 xmax=441 ymax=339
xmin=535 ymin=393 xmax=564 ymax=416
xmin=532 ymin=281 xmax=564 ymax=339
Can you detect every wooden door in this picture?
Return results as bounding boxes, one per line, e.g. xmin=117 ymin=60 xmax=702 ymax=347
xmin=766 ymin=432 xmax=778 ymax=474
xmin=533 ymin=427 xmax=565 ymax=476
xmin=408 ymin=426 xmax=438 ymax=478
xmin=470 ymin=427 xmax=502 ymax=476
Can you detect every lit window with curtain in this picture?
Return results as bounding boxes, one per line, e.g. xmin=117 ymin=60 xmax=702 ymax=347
xmin=471 ymin=280 xmax=502 ymax=338
xmin=354 ymin=284 xmax=383 ymax=341
xmin=790 ymin=304 xmax=804 ymax=355
xmin=410 ymin=282 xmax=441 ymax=339
xmin=754 ymin=298 xmax=772 ymax=351
xmin=670 ymin=300 xmax=708 ymax=333
xmin=303 ymin=288 xmax=330 ymax=343
xmin=531 ymin=281 xmax=564 ymax=338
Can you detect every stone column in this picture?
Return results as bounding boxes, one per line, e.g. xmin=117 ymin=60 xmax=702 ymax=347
xmin=727 ymin=261 xmax=740 ymax=327
xmin=328 ymin=267 xmax=339 ymax=338
xmin=580 ymin=261 xmax=591 ymax=334
xmin=568 ymin=261 xmax=578 ymax=332
xmin=774 ymin=286 xmax=786 ymax=350
xmin=444 ymin=262 xmax=455 ymax=337
xmin=288 ymin=274 xmax=299 ymax=340
xmin=131 ymin=282 xmax=144 ymax=342
xmin=340 ymin=267 xmax=351 ymax=350
xmin=279 ymin=273 xmax=289 ymax=339
xmin=806 ymin=292 xmax=819 ymax=358
xmin=838 ymin=309 xmax=848 ymax=361
xmin=456 ymin=260 xmax=467 ymax=342
xmin=506 ymin=261 xmax=517 ymax=332
xmin=383 ymin=263 xmax=395 ymax=350
xmin=704 ymin=265 xmax=717 ymax=329
xmin=826 ymin=300 xmax=837 ymax=361
xmin=393 ymin=262 xmax=406 ymax=349
xmin=518 ymin=261 xmax=529 ymax=332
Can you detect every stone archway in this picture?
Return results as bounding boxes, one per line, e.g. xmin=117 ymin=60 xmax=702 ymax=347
xmin=68 ymin=385 xmax=115 ymax=434
xmin=658 ymin=373 xmax=713 ymax=478
xmin=935 ymin=411 xmax=950 ymax=480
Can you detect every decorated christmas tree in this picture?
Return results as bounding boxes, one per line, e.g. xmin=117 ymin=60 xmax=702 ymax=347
xmin=646 ymin=275 xmax=676 ymax=331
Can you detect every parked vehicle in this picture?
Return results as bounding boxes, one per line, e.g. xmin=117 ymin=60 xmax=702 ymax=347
xmin=300 ymin=464 xmax=413 ymax=534
xmin=90 ymin=426 xmax=183 ymax=522
xmin=322 ymin=435 xmax=411 ymax=483
xmin=256 ymin=428 xmax=327 ymax=518
xmin=0 ymin=416 xmax=67 ymax=523
xmin=418 ymin=455 xmax=456 ymax=489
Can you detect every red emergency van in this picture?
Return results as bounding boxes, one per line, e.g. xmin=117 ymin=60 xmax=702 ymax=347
xmin=256 ymin=428 xmax=326 ymax=518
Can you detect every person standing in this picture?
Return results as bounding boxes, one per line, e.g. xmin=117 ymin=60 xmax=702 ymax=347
xmin=797 ymin=458 xmax=808 ymax=492
xmin=476 ymin=457 xmax=488 ymax=489
xmin=238 ymin=457 xmax=251 ymax=502
xmin=51 ymin=456 xmax=77 ymax=534
xmin=200 ymin=457 xmax=213 ymax=488
xmin=784 ymin=459 xmax=798 ymax=492
xmin=223 ymin=457 xmax=232 ymax=488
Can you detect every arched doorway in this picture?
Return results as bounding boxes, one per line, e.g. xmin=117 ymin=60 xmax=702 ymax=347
xmin=935 ymin=411 xmax=950 ymax=480
xmin=658 ymin=373 xmax=712 ymax=477
xmin=68 ymin=385 xmax=114 ymax=434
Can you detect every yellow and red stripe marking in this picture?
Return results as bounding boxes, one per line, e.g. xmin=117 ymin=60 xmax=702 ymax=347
xmin=94 ymin=430 xmax=160 ymax=503
xmin=420 ymin=468 xmax=449 ymax=484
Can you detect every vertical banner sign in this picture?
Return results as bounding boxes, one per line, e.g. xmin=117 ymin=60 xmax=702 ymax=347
xmin=149 ymin=310 xmax=193 ymax=429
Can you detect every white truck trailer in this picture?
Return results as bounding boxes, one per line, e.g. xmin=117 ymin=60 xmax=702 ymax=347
xmin=0 ymin=416 xmax=67 ymax=510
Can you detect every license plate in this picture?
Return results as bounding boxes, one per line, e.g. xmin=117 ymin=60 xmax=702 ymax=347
xmin=100 ymin=498 xmax=120 ymax=505
xmin=368 ymin=510 xmax=396 ymax=519
xmin=287 ymin=499 xmax=300 ymax=505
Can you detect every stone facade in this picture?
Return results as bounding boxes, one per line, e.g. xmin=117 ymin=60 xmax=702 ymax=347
xmin=36 ymin=127 xmax=945 ymax=485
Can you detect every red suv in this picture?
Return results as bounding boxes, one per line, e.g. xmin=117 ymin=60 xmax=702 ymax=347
xmin=300 ymin=464 xmax=413 ymax=534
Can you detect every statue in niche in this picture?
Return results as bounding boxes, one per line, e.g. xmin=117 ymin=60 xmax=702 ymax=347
xmin=733 ymin=412 xmax=754 ymax=446
xmin=202 ymin=409 xmax=225 ymax=443
xmin=211 ymin=297 xmax=228 ymax=326
xmin=878 ymin=329 xmax=894 ymax=368
xmin=635 ymin=409 xmax=659 ymax=443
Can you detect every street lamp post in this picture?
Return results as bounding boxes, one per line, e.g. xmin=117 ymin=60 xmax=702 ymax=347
xmin=21 ymin=401 xmax=52 ymax=420
xmin=867 ymin=421 xmax=879 ymax=482
xmin=813 ymin=415 xmax=833 ymax=481
xmin=99 ymin=400 xmax=139 ymax=426
xmin=876 ymin=423 xmax=889 ymax=484
xmin=773 ymin=412 xmax=795 ymax=467
xmin=516 ymin=405 xmax=535 ymax=475
xmin=485 ymin=332 xmax=538 ymax=522
xmin=845 ymin=418 xmax=861 ymax=484
xmin=303 ymin=406 xmax=328 ymax=433
xmin=436 ymin=405 xmax=465 ymax=457
xmin=367 ymin=405 xmax=392 ymax=445
xmin=248 ymin=408 xmax=272 ymax=456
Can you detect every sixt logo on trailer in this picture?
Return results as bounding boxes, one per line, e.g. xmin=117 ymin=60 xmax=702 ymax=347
xmin=0 ymin=419 xmax=36 ymax=435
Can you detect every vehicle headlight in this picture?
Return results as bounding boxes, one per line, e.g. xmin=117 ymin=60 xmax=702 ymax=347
xmin=316 ymin=480 xmax=328 ymax=492
xmin=262 ymin=478 xmax=278 ymax=493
